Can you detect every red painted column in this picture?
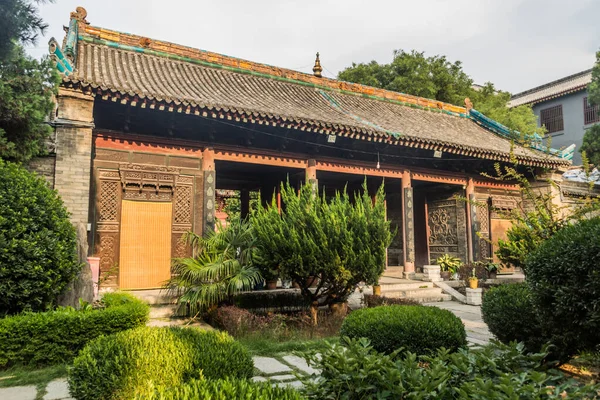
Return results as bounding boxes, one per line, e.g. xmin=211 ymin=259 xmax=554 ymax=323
xmin=465 ymin=178 xmax=475 ymax=263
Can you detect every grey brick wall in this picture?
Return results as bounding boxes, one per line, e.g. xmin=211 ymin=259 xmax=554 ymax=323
xmin=26 ymin=156 xmax=56 ymax=188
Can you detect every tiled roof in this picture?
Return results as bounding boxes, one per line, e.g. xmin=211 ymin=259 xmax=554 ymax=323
xmin=509 ymin=69 xmax=592 ymax=108
xmin=56 ymin=15 xmax=568 ymax=168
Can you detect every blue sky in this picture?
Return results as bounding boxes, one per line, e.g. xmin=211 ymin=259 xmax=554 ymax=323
xmin=28 ymin=0 xmax=599 ymax=94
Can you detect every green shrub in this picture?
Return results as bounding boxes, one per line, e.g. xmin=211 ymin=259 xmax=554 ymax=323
xmin=0 ymin=160 xmax=79 ymax=315
xmin=340 ymin=305 xmax=466 ymax=355
xmin=234 ymin=290 xmax=310 ymax=312
xmin=0 ymin=292 xmax=148 ymax=368
xmin=139 ymin=378 xmax=303 ymax=400
xmin=526 ymin=217 xmax=600 ymax=363
xmin=481 ymin=283 xmax=545 ymax=353
xmin=68 ymin=326 xmax=253 ymax=400
xmin=362 ymin=294 xmax=420 ymax=308
xmin=301 ymin=337 xmax=600 ymax=399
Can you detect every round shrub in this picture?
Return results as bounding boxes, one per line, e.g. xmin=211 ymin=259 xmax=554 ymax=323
xmin=140 ymin=378 xmax=303 ymax=400
xmin=0 ymin=160 xmax=78 ymax=315
xmin=340 ymin=305 xmax=467 ymax=355
xmin=481 ymin=283 xmax=545 ymax=352
xmin=68 ymin=326 xmax=253 ymax=400
xmin=526 ymin=217 xmax=600 ymax=362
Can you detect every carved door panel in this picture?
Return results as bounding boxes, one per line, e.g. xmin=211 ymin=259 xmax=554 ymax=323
xmin=119 ymin=200 xmax=173 ymax=289
xmin=427 ymin=199 xmax=460 ymax=263
xmin=491 ymin=218 xmax=514 ymax=273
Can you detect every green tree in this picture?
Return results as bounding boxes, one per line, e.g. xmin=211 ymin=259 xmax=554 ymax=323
xmin=580 ymin=50 xmax=600 ymax=165
xmin=252 ymin=181 xmax=393 ymax=324
xmin=0 ymin=0 xmax=51 ymax=61
xmin=0 ymin=46 xmax=59 ymax=162
xmin=339 ymin=50 xmax=540 ymax=137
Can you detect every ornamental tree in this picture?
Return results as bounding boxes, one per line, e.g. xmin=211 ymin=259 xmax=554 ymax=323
xmin=580 ymin=49 xmax=600 ymax=165
xmin=0 ymin=160 xmax=79 ymax=315
xmin=252 ymin=181 xmax=393 ymax=324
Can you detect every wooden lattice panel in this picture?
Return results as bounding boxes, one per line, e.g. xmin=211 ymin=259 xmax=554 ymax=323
xmin=119 ymin=200 xmax=173 ymax=289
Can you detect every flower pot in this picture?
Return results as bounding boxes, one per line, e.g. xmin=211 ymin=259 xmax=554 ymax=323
xmin=373 ymin=284 xmax=382 ymax=296
xmin=440 ymin=271 xmax=451 ymax=281
xmin=266 ymin=280 xmax=278 ymax=290
xmin=469 ymin=279 xmax=478 ymax=289
xmin=305 ymin=276 xmax=318 ymax=287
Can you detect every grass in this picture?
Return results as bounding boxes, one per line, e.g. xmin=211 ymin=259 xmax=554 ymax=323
xmin=239 ymin=335 xmax=339 ymax=357
xmin=0 ymin=364 xmax=67 ymax=400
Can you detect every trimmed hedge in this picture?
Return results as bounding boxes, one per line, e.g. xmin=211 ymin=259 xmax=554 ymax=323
xmin=0 ymin=160 xmax=79 ymax=315
xmin=526 ymin=217 xmax=600 ymax=363
xmin=0 ymin=292 xmax=148 ymax=368
xmin=139 ymin=378 xmax=303 ymax=400
xmin=340 ymin=305 xmax=467 ymax=355
xmin=68 ymin=326 xmax=254 ymax=400
xmin=481 ymin=283 xmax=545 ymax=353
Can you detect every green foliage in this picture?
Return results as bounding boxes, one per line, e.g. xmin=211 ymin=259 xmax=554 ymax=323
xmin=0 ymin=292 xmax=149 ymax=368
xmin=340 ymin=305 xmax=467 ymax=355
xmin=526 ymin=217 xmax=600 ymax=363
xmin=338 ymin=50 xmax=540 ymax=135
xmin=589 ymin=50 xmax=600 ymax=108
xmin=0 ymin=160 xmax=78 ymax=315
xmin=301 ymin=337 xmax=600 ymax=399
xmin=435 ymin=254 xmax=462 ymax=274
xmin=0 ymin=46 xmax=59 ymax=162
xmin=166 ymin=218 xmax=262 ymax=315
xmin=481 ymin=283 xmax=545 ymax=353
xmin=234 ymin=290 xmax=310 ymax=312
xmin=339 ymin=50 xmax=472 ymax=105
xmin=68 ymin=326 xmax=253 ymax=400
xmin=0 ymin=0 xmax=50 ymax=61
xmin=252 ymin=181 xmax=393 ymax=323
xmin=139 ymin=378 xmax=303 ymax=400
xmin=362 ymin=294 xmax=420 ymax=308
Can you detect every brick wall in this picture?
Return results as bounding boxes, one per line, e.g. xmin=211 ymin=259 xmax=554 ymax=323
xmin=26 ymin=156 xmax=56 ymax=188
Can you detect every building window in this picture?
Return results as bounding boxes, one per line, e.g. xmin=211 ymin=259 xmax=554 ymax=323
xmin=540 ymin=105 xmax=564 ymax=133
xmin=584 ymin=97 xmax=600 ymax=125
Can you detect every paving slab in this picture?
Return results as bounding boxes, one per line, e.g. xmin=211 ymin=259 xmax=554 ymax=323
xmin=282 ymin=355 xmax=320 ymax=375
xmin=0 ymin=385 xmax=37 ymax=400
xmin=252 ymin=376 xmax=268 ymax=382
xmin=269 ymin=374 xmax=297 ymax=381
xmin=273 ymin=380 xmax=304 ymax=389
xmin=43 ymin=378 xmax=72 ymax=400
xmin=424 ymin=300 xmax=493 ymax=345
xmin=253 ymin=356 xmax=292 ymax=375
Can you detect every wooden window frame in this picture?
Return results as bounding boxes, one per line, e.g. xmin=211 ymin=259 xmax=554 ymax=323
xmin=584 ymin=97 xmax=600 ymax=125
xmin=540 ymin=104 xmax=564 ymax=134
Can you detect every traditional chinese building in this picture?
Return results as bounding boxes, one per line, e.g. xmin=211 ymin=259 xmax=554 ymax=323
xmin=38 ymin=7 xmax=573 ymax=291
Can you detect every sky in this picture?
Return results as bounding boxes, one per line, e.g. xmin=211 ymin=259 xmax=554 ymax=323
xmin=28 ymin=0 xmax=599 ymax=95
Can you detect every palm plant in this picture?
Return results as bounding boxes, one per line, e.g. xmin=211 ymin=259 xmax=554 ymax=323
xmin=165 ymin=218 xmax=262 ymax=316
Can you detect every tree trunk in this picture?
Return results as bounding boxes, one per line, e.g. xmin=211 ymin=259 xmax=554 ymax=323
xmin=310 ymin=303 xmax=319 ymax=326
xmin=329 ymin=301 xmax=348 ymax=318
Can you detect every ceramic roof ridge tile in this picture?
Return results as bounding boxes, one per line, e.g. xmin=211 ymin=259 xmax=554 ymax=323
xmin=79 ymin=24 xmax=466 ymax=115
xmin=509 ymin=69 xmax=592 ymax=107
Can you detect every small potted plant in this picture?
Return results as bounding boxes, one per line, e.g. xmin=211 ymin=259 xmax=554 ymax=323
xmin=436 ymin=254 xmax=462 ymax=281
xmin=373 ymin=281 xmax=382 ymax=297
xmin=485 ymin=262 xmax=499 ymax=280
xmin=468 ymin=268 xmax=478 ymax=289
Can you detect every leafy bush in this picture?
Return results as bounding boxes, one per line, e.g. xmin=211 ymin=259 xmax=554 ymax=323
xmin=340 ymin=305 xmax=466 ymax=355
xmin=0 ymin=160 xmax=79 ymax=315
xmin=526 ymin=217 xmax=600 ymax=363
xmin=68 ymin=326 xmax=253 ymax=400
xmin=301 ymin=337 xmax=600 ymax=399
xmin=481 ymin=283 xmax=545 ymax=353
xmin=362 ymin=294 xmax=420 ymax=308
xmin=252 ymin=181 xmax=393 ymax=324
xmin=436 ymin=254 xmax=462 ymax=273
xmin=139 ymin=378 xmax=303 ymax=400
xmin=234 ymin=290 xmax=310 ymax=312
xmin=0 ymin=292 xmax=148 ymax=368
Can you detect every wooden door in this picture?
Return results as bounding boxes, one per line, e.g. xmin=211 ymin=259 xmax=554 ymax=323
xmin=491 ymin=218 xmax=514 ymax=273
xmin=119 ymin=200 xmax=173 ymax=289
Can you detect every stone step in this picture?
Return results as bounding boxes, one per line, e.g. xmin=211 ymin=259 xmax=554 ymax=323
xmin=384 ymin=288 xmax=449 ymax=299
xmin=380 ymin=281 xmax=434 ymax=292
xmin=148 ymin=304 xmax=178 ymax=319
xmin=382 ymin=266 xmax=404 ymax=278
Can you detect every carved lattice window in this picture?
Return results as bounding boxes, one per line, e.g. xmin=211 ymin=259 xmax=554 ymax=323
xmin=174 ymin=185 xmax=193 ymax=224
xmin=99 ymin=181 xmax=119 ymax=222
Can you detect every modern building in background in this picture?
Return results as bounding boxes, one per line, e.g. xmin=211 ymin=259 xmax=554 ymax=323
xmin=509 ymin=69 xmax=598 ymax=165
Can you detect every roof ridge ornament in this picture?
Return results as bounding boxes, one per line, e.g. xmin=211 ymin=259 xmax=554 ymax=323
xmin=313 ymin=52 xmax=323 ymax=78
xmin=70 ymin=6 xmax=89 ymax=24
xmin=464 ymin=98 xmax=473 ymax=113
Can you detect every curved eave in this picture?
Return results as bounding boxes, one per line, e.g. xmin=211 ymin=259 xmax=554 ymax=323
xmin=61 ymin=79 xmax=569 ymax=170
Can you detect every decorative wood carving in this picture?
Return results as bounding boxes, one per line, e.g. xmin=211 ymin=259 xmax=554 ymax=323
xmin=119 ymin=163 xmax=179 ymax=192
xmin=428 ymin=198 xmax=459 ymax=261
xmin=403 ymin=188 xmax=415 ymax=263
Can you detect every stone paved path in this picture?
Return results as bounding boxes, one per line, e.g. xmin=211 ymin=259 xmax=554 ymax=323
xmin=252 ymin=354 xmax=320 ymax=388
xmin=424 ymin=300 xmax=494 ymax=346
xmin=0 ymin=378 xmax=73 ymax=400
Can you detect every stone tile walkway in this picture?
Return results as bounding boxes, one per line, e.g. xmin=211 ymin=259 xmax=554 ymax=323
xmin=0 ymin=379 xmax=73 ymax=400
xmin=252 ymin=354 xmax=320 ymax=388
xmin=423 ymin=300 xmax=494 ymax=346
